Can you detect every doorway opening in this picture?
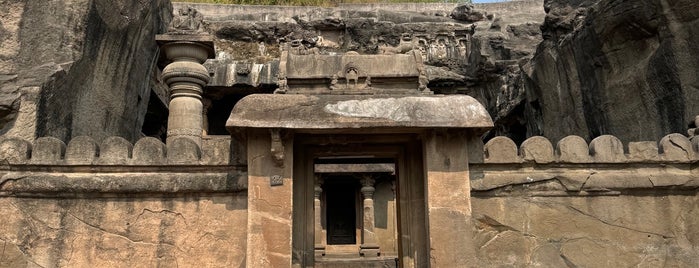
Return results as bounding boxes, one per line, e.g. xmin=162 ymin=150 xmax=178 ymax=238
xmin=324 ymin=176 xmax=358 ymax=245
xmin=292 ymin=134 xmax=428 ymax=268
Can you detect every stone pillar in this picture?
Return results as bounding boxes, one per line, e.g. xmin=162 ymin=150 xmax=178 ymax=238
xmin=314 ymin=176 xmax=326 ymax=257
xmin=424 ymin=129 xmax=476 ymax=266
xmin=157 ymin=35 xmax=215 ymax=146
xmin=246 ymin=128 xmax=294 ymax=267
xmin=359 ymin=175 xmax=380 ymax=257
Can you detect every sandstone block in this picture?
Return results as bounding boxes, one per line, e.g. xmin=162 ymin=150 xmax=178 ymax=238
xmin=556 ymin=135 xmax=591 ymax=163
xmin=659 ymin=133 xmax=694 ymax=162
xmin=201 ymin=136 xmax=233 ymax=165
xmin=30 ymin=137 xmax=65 ymax=165
xmin=589 ymin=135 xmax=626 ymax=163
xmin=628 ymin=141 xmax=659 ymax=161
xmin=484 ymin=136 xmax=520 ymax=163
xmin=468 ymin=136 xmax=485 ymax=164
xmin=0 ymin=138 xmax=31 ymax=165
xmin=167 ymin=137 xmax=201 ymax=165
xmin=132 ymin=137 xmax=166 ymax=165
xmin=520 ymin=136 xmax=554 ymax=163
xmin=97 ymin=136 xmax=133 ymax=165
xmin=65 ymin=136 xmax=98 ymax=165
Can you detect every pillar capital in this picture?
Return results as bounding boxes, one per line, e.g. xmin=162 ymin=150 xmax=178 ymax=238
xmin=360 ymin=175 xmax=376 ymax=198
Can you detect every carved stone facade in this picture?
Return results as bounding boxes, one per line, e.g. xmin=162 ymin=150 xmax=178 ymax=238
xmin=1 ymin=2 xmax=699 ymax=268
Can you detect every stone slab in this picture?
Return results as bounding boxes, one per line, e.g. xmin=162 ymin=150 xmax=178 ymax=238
xmin=226 ymin=94 xmax=493 ymax=132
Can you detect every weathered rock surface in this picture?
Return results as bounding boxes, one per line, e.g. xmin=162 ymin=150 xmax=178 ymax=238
xmin=510 ymin=0 xmax=699 ymax=144
xmin=0 ymin=195 xmax=248 ymax=267
xmin=0 ymin=0 xmax=171 ymax=142
xmin=471 ymin=194 xmax=699 ymax=267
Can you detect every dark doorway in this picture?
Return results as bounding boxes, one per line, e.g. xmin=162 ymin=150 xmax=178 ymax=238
xmin=325 ymin=178 xmax=358 ymax=245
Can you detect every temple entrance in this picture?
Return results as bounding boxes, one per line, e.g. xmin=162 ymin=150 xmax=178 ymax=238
xmin=292 ymin=134 xmax=428 ymax=268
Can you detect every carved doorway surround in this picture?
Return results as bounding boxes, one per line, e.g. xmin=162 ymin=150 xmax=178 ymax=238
xmin=292 ymin=134 xmax=428 ymax=268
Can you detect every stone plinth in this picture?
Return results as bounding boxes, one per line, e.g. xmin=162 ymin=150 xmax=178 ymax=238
xmin=156 ymin=34 xmax=215 ymax=146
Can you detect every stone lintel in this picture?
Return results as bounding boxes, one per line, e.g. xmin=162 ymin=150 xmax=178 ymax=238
xmin=314 ymin=163 xmax=395 ymax=173
xmin=285 ymin=53 xmax=420 ymax=79
xmin=226 ymin=94 xmax=493 ymax=133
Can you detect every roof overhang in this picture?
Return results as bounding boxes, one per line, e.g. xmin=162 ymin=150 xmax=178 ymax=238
xmin=226 ymin=94 xmax=493 ymax=134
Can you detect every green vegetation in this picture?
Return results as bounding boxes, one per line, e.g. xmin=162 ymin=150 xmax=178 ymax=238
xmin=173 ymin=0 xmax=471 ymax=7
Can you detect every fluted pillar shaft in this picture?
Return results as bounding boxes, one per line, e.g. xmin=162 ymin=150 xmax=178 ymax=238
xmin=360 ymin=175 xmax=380 ymax=256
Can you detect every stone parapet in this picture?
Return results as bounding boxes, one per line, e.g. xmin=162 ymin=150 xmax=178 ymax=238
xmin=0 ymin=135 xmax=245 ymax=196
xmin=479 ymin=133 xmax=699 ymax=164
xmin=473 ymin=133 xmax=699 ymax=196
xmin=0 ymin=136 xmax=238 ymax=166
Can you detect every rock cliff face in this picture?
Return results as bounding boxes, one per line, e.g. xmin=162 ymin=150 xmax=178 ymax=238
xmin=0 ymin=0 xmax=171 ymax=142
xmin=514 ymin=0 xmax=699 ymax=144
xmin=183 ymin=1 xmax=545 ymax=136
xmin=3 ymin=0 xmax=697 ymax=146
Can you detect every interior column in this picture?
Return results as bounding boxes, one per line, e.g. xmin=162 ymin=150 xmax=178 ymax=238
xmin=314 ymin=175 xmax=325 ymax=257
xmin=359 ymin=175 xmax=380 ymax=256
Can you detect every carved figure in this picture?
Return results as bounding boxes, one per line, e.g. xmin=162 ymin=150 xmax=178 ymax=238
xmin=458 ymin=39 xmax=468 ymax=59
xmin=435 ymin=39 xmax=447 ymax=59
xmin=418 ymin=71 xmax=429 ymax=92
xmin=346 ymin=68 xmax=359 ymax=88
xmin=378 ymin=34 xmax=415 ymax=55
xmin=343 ymin=62 xmax=361 ymax=89
xmin=169 ymin=6 xmax=204 ymax=33
xmin=417 ymin=39 xmax=428 ymax=60
xmin=429 ymin=42 xmax=437 ymax=60
xmin=330 ymin=75 xmax=340 ymax=90
xmin=258 ymin=42 xmax=267 ymax=56
xmin=274 ymin=75 xmax=288 ymax=94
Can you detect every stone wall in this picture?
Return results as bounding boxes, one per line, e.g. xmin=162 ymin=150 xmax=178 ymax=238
xmin=0 ymin=135 xmax=248 ymax=267
xmin=2 ymin=132 xmax=698 ymax=266
xmin=469 ymin=133 xmax=699 ymax=266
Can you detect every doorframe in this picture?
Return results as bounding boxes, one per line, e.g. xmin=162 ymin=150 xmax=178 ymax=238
xmin=292 ymin=133 xmax=428 ymax=268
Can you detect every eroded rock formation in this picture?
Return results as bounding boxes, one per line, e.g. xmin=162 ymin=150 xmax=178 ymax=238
xmin=0 ymin=0 xmax=171 ymax=142
xmin=515 ymin=0 xmax=699 ymax=144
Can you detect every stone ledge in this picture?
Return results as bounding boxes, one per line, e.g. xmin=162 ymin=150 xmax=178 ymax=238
xmin=0 ymin=171 xmax=247 ymax=196
xmin=470 ymin=162 xmax=699 ymax=196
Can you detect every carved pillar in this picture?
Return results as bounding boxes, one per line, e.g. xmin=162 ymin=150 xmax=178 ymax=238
xmin=314 ymin=176 xmax=326 ymax=257
xmin=157 ymin=35 xmax=215 ymax=146
xmin=359 ymin=175 xmax=380 ymax=257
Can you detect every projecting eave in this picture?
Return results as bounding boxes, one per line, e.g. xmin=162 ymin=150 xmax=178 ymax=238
xmin=225 ymin=94 xmax=494 ymax=134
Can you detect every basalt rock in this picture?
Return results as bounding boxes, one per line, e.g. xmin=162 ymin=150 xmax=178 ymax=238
xmin=0 ymin=0 xmax=172 ymax=142
xmin=514 ymin=0 xmax=699 ymax=144
xmin=187 ymin=1 xmax=545 ymax=137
